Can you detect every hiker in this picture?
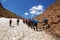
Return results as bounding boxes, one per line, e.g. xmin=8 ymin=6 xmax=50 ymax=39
xmin=23 ymin=19 xmax=25 ymax=23
xmin=43 ymin=18 xmax=48 ymax=24
xmin=43 ymin=18 xmax=48 ymax=29
xmin=26 ymin=19 xmax=30 ymax=26
xmin=26 ymin=19 xmax=28 ymax=25
xmin=9 ymin=19 xmax=12 ymax=26
xmin=23 ymin=19 xmax=26 ymax=24
xmin=32 ymin=19 xmax=38 ymax=31
xmin=27 ymin=19 xmax=32 ymax=27
xmin=17 ymin=19 xmax=19 ymax=25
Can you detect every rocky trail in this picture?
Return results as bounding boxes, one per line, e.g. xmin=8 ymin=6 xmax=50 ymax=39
xmin=0 ymin=18 xmax=59 ymax=40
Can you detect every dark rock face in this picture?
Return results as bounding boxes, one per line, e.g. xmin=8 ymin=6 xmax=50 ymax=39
xmin=36 ymin=0 xmax=60 ymax=37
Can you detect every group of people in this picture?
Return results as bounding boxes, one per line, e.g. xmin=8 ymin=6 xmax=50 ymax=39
xmin=9 ymin=18 xmax=49 ymax=31
xmin=9 ymin=19 xmax=19 ymax=27
xmin=27 ymin=19 xmax=38 ymax=31
xmin=20 ymin=18 xmax=38 ymax=31
xmin=25 ymin=18 xmax=49 ymax=31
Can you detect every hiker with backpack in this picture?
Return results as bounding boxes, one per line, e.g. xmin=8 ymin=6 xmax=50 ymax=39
xmin=9 ymin=19 xmax=12 ymax=26
xmin=32 ymin=19 xmax=38 ymax=31
xmin=43 ymin=18 xmax=49 ymax=29
xmin=17 ymin=19 xmax=19 ymax=25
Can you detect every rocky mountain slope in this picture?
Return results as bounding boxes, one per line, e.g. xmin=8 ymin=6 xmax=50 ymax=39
xmin=0 ymin=3 xmax=23 ymax=19
xmin=36 ymin=0 xmax=60 ymax=37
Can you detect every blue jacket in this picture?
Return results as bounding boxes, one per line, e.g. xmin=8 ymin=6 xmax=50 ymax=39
xmin=32 ymin=19 xmax=38 ymax=24
xmin=43 ymin=18 xmax=48 ymax=23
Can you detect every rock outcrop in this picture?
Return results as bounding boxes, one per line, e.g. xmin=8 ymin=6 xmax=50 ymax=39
xmin=0 ymin=3 xmax=23 ymax=19
xmin=36 ymin=0 xmax=60 ymax=37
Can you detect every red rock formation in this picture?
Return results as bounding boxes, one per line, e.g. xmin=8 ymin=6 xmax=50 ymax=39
xmin=36 ymin=0 xmax=60 ymax=37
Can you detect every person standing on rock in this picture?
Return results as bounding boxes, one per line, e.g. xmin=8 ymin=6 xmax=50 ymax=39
xmin=17 ymin=19 xmax=19 ymax=25
xmin=9 ymin=19 xmax=12 ymax=27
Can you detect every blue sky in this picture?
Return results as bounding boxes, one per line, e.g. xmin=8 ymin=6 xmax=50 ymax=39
xmin=0 ymin=0 xmax=56 ymax=19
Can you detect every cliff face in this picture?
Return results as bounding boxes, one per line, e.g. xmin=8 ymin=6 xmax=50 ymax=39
xmin=0 ymin=3 xmax=23 ymax=19
xmin=36 ymin=0 xmax=60 ymax=37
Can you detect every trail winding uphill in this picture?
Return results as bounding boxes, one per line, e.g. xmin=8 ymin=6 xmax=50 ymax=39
xmin=0 ymin=17 xmax=59 ymax=40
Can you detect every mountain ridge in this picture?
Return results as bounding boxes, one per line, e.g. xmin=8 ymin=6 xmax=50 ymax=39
xmin=36 ymin=0 xmax=60 ymax=37
xmin=0 ymin=3 xmax=24 ymax=19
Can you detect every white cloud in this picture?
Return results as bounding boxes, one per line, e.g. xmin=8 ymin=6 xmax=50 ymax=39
xmin=29 ymin=5 xmax=44 ymax=15
xmin=24 ymin=5 xmax=44 ymax=18
xmin=36 ymin=5 xmax=43 ymax=10
xmin=30 ymin=10 xmax=36 ymax=14
xmin=24 ymin=12 xmax=29 ymax=15
xmin=30 ymin=5 xmax=43 ymax=10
